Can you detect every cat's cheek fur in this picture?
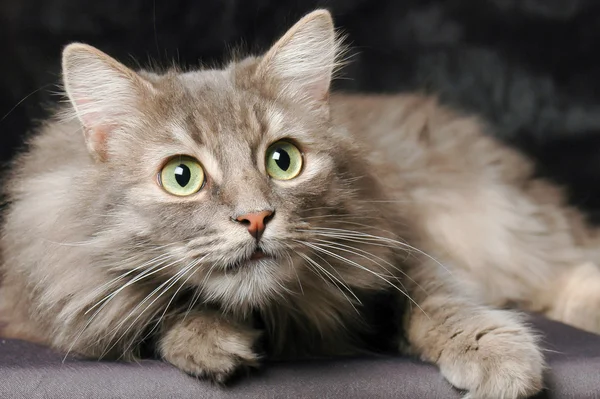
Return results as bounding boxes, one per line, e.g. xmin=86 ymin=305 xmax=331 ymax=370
xmin=159 ymin=311 xmax=261 ymax=383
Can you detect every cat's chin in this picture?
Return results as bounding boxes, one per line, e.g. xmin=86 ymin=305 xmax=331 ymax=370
xmin=224 ymin=249 xmax=272 ymax=272
xmin=198 ymin=256 xmax=297 ymax=310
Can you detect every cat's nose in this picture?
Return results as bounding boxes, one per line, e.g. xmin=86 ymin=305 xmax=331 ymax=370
xmin=235 ymin=210 xmax=274 ymax=240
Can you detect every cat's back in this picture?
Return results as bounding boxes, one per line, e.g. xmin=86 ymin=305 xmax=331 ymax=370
xmin=330 ymin=92 xmax=531 ymax=184
xmin=330 ymin=93 xmax=434 ymax=138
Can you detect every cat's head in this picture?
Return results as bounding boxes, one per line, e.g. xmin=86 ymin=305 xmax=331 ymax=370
xmin=61 ymin=10 xmax=395 ymax=312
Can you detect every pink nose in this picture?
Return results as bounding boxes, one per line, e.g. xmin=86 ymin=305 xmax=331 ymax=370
xmin=236 ymin=210 xmax=273 ymax=240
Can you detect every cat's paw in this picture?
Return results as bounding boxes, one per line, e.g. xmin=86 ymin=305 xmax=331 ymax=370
xmin=159 ymin=311 xmax=261 ymax=383
xmin=440 ymin=320 xmax=544 ymax=399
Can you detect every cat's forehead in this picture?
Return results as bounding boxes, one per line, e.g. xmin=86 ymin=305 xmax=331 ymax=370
xmin=160 ymin=68 xmax=286 ymax=148
xmin=146 ymin=67 xmax=292 ymax=176
xmin=176 ymin=69 xmax=233 ymax=97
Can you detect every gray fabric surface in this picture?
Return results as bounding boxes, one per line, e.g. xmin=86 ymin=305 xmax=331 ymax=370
xmin=0 ymin=315 xmax=598 ymax=398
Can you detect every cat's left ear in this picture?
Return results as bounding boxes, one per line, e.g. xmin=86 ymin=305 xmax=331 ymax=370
xmin=62 ymin=43 xmax=155 ymax=161
xmin=255 ymin=9 xmax=340 ymax=110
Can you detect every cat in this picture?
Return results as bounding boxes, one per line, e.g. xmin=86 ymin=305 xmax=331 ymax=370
xmin=3 ymin=8 xmax=600 ymax=399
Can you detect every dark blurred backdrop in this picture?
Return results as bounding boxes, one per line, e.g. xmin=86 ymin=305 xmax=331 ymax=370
xmin=2 ymin=0 xmax=600 ymax=220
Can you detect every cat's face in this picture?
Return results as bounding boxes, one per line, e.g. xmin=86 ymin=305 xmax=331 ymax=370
xmin=104 ymin=69 xmax=352 ymax=310
xmin=62 ymin=11 xmax=393 ymax=311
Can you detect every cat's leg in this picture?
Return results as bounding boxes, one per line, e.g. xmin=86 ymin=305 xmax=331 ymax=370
xmin=410 ymin=174 xmax=600 ymax=333
xmin=158 ymin=310 xmax=261 ymax=383
xmin=402 ymin=264 xmax=545 ymax=399
xmin=543 ymin=261 xmax=600 ymax=334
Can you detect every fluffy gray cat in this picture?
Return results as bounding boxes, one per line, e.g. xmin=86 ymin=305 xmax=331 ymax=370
xmin=3 ymin=9 xmax=600 ymax=399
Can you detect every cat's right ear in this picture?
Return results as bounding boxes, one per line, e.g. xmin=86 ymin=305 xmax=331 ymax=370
xmin=61 ymin=43 xmax=154 ymax=161
xmin=255 ymin=10 xmax=340 ymax=112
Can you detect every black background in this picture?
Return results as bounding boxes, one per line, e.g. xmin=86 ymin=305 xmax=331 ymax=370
xmin=2 ymin=0 xmax=600 ymax=220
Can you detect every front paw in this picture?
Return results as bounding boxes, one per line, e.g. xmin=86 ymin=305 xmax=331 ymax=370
xmin=439 ymin=312 xmax=544 ymax=399
xmin=159 ymin=311 xmax=261 ymax=383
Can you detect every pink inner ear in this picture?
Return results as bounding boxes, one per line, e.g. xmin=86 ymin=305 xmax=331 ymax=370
xmin=83 ymin=126 xmax=109 ymax=161
xmin=71 ymin=94 xmax=113 ymax=160
xmin=307 ymin=77 xmax=330 ymax=103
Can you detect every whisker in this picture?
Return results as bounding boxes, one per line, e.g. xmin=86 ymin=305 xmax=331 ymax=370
xmin=302 ymin=214 xmax=398 ymax=222
xmin=302 ymin=227 xmax=451 ymax=277
xmin=181 ymin=287 xmax=203 ymax=323
xmin=1 ymin=83 xmax=53 ymax=122
xmin=295 ymin=251 xmax=361 ymax=314
xmin=301 ymin=205 xmax=345 ymax=213
xmin=311 ymin=238 xmax=419 ymax=295
xmin=85 ymin=254 xmax=179 ymax=315
xmin=103 ymin=260 xmax=200 ymax=359
xmin=296 ymin=251 xmax=361 ymax=311
xmin=302 ymin=248 xmax=364 ymax=306
xmin=41 ymin=239 xmax=96 ymax=247
xmin=63 ymin=254 xmax=175 ymax=362
xmin=85 ymin=252 xmax=174 ymax=313
xmin=302 ymin=212 xmax=407 ymax=221
xmin=354 ymin=199 xmax=412 ymax=204
xmin=309 ymin=236 xmax=425 ymax=292
xmin=285 ymin=250 xmax=304 ymax=295
xmin=121 ymin=259 xmax=202 ymax=357
xmin=296 ymin=240 xmax=429 ymax=320
xmin=309 ymin=231 xmax=414 ymax=264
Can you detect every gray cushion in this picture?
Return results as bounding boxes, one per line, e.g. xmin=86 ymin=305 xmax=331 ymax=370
xmin=0 ymin=315 xmax=598 ymax=398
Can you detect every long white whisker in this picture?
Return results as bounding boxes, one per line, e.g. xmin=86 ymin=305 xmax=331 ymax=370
xmin=85 ymin=253 xmax=174 ymax=314
xmin=285 ymin=250 xmax=304 ymax=295
xmin=295 ymin=252 xmax=360 ymax=315
xmin=63 ymin=254 xmax=175 ymax=362
xmin=300 ymin=248 xmax=364 ymax=306
xmin=297 ymin=240 xmax=429 ymax=320
xmin=311 ymin=238 xmax=415 ymax=295
xmin=181 ymin=286 xmax=203 ymax=323
xmin=311 ymin=237 xmax=427 ymax=295
xmin=103 ymin=260 xmax=199 ymax=358
xmin=308 ymin=232 xmax=413 ymax=265
xmin=121 ymin=259 xmax=202 ymax=357
xmin=302 ymin=227 xmax=451 ymax=276
xmin=296 ymin=251 xmax=361 ymax=314
xmin=86 ymin=255 xmax=184 ymax=316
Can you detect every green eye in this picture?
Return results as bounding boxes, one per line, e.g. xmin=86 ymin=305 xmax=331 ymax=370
xmin=265 ymin=141 xmax=303 ymax=180
xmin=159 ymin=155 xmax=205 ymax=196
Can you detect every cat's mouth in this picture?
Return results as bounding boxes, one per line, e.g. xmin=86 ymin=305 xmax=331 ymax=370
xmin=225 ymin=248 xmax=274 ymax=271
xmin=250 ymin=248 xmax=267 ymax=260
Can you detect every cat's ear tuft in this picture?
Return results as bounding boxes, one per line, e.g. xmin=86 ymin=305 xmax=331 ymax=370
xmin=256 ymin=9 xmax=340 ymax=107
xmin=61 ymin=43 xmax=153 ymax=161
